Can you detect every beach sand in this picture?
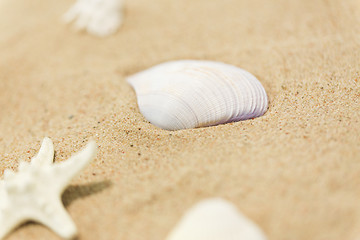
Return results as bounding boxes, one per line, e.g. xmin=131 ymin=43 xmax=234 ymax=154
xmin=0 ymin=0 xmax=359 ymax=239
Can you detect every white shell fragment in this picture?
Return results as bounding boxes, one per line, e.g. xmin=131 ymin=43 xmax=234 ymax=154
xmin=63 ymin=0 xmax=123 ymax=37
xmin=127 ymin=60 xmax=268 ymax=130
xmin=0 ymin=138 xmax=97 ymax=240
xmin=166 ymin=198 xmax=267 ymax=240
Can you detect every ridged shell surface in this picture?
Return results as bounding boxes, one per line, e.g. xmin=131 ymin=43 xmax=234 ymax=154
xmin=127 ymin=60 xmax=268 ymax=130
xmin=165 ymin=198 xmax=267 ymax=240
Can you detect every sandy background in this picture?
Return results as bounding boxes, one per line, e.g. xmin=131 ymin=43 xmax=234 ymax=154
xmin=0 ymin=0 xmax=360 ymax=239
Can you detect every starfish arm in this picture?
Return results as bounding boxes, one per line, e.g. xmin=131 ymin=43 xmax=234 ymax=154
xmin=53 ymin=141 xmax=97 ymax=191
xmin=34 ymin=199 xmax=77 ymax=240
xmin=31 ymin=137 xmax=54 ymax=166
xmin=0 ymin=211 xmax=26 ymax=240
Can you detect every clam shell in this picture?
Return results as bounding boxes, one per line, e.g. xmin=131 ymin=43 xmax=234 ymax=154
xmin=165 ymin=198 xmax=267 ymax=240
xmin=127 ymin=60 xmax=268 ymax=130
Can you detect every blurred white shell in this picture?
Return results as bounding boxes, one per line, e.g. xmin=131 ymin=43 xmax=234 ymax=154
xmin=63 ymin=0 xmax=123 ymax=37
xmin=165 ymin=198 xmax=267 ymax=240
xmin=127 ymin=60 xmax=268 ymax=130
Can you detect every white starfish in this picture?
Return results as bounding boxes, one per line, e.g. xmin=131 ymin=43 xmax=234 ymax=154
xmin=0 ymin=138 xmax=97 ymax=239
xmin=63 ymin=0 xmax=124 ymax=37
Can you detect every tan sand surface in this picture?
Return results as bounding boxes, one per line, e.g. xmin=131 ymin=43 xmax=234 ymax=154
xmin=0 ymin=0 xmax=360 ymax=239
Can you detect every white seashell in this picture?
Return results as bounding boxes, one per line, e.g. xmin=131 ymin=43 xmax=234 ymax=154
xmin=63 ymin=0 xmax=123 ymax=37
xmin=127 ymin=60 xmax=268 ymax=130
xmin=165 ymin=198 xmax=267 ymax=240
